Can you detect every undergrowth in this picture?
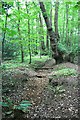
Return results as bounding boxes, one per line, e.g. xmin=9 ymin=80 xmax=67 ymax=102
xmin=53 ymin=68 xmax=77 ymax=78
xmin=0 ymin=97 xmax=32 ymax=116
xmin=1 ymin=55 xmax=49 ymax=70
xmin=47 ymin=85 xmax=65 ymax=94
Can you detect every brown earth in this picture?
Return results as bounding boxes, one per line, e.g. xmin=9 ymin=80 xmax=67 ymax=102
xmin=2 ymin=62 xmax=79 ymax=119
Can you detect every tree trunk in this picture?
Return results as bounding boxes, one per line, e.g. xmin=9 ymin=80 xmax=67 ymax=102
xmin=46 ymin=2 xmax=52 ymax=51
xmin=17 ymin=2 xmax=24 ymax=63
xmin=20 ymin=44 xmax=24 ymax=63
xmin=46 ymin=30 xmax=49 ymax=50
xmin=66 ymin=3 xmax=69 ymax=46
xmin=62 ymin=9 xmax=65 ymax=41
xmin=39 ymin=2 xmax=63 ymax=63
xmin=39 ymin=13 xmax=45 ymax=55
xmin=35 ymin=17 xmax=38 ymax=55
xmin=25 ymin=2 xmax=31 ymax=64
xmin=2 ymin=11 xmax=8 ymax=61
xmin=54 ymin=0 xmax=60 ymax=42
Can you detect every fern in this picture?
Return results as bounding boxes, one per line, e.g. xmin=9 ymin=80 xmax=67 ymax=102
xmin=0 ymin=97 xmax=32 ymax=115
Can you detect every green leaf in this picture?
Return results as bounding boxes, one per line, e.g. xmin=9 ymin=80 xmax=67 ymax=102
xmin=20 ymin=103 xmax=32 ymax=107
xmin=0 ymin=102 xmax=9 ymax=107
xmin=20 ymin=100 xmax=31 ymax=104
xmin=5 ymin=111 xmax=13 ymax=115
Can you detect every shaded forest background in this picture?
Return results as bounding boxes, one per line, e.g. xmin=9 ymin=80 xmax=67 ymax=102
xmin=0 ymin=0 xmax=80 ymax=64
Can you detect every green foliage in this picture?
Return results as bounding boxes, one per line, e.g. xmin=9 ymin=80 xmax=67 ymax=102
xmin=58 ymin=41 xmax=79 ymax=63
xmin=1 ymin=55 xmax=49 ymax=70
xmin=1 ymin=1 xmax=79 ymax=63
xmin=0 ymin=97 xmax=14 ymax=114
xmin=0 ymin=102 xmax=9 ymax=107
xmin=47 ymin=85 xmax=65 ymax=94
xmin=14 ymin=100 xmax=32 ymax=113
xmin=53 ymin=68 xmax=77 ymax=77
xmin=1 ymin=61 xmax=28 ymax=70
xmin=58 ymin=42 xmax=68 ymax=54
xmin=0 ymin=97 xmax=32 ymax=115
xmin=74 ymin=1 xmax=80 ymax=9
xmin=1 ymin=64 xmax=6 ymax=70
xmin=4 ymin=42 xmax=19 ymax=58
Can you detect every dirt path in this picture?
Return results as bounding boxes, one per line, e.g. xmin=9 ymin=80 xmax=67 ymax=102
xmin=2 ymin=62 xmax=79 ymax=119
xmin=23 ymin=70 xmax=78 ymax=118
xmin=22 ymin=70 xmax=49 ymax=105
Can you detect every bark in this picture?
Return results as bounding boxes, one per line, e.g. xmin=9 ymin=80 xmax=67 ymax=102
xmin=39 ymin=13 xmax=45 ymax=54
xmin=50 ymin=3 xmax=52 ymax=27
xmin=39 ymin=2 xmax=63 ymax=63
xmin=31 ymin=23 xmax=35 ymax=54
xmin=62 ymin=9 xmax=65 ymax=41
xmin=54 ymin=0 xmax=59 ymax=42
xmin=28 ymin=18 xmax=31 ymax=64
xmin=25 ymin=2 xmax=31 ymax=64
xmin=46 ymin=30 xmax=49 ymax=50
xmin=35 ymin=17 xmax=38 ymax=55
xmin=46 ymin=3 xmax=52 ymax=51
xmin=2 ymin=1 xmax=12 ymax=60
xmin=70 ymin=12 xmax=74 ymax=47
xmin=2 ymin=11 xmax=8 ymax=60
xmin=66 ymin=3 xmax=69 ymax=45
xmin=17 ymin=3 xmax=24 ymax=63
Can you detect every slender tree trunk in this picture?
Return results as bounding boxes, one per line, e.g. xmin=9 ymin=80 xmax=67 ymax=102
xmin=31 ymin=23 xmax=34 ymax=54
xmin=17 ymin=2 xmax=24 ymax=63
xmin=54 ymin=0 xmax=59 ymax=42
xmin=46 ymin=3 xmax=52 ymax=51
xmin=66 ymin=3 xmax=69 ymax=45
xmin=25 ymin=2 xmax=31 ymax=64
xmin=39 ymin=2 xmax=63 ymax=63
xmin=2 ymin=12 xmax=8 ymax=61
xmin=28 ymin=19 xmax=31 ymax=64
xmin=35 ymin=17 xmax=38 ymax=55
xmin=63 ymin=8 xmax=65 ymax=42
xmin=67 ymin=14 xmax=74 ymax=63
xmin=38 ymin=13 xmax=42 ymax=58
xmin=39 ymin=13 xmax=45 ymax=55
xmin=50 ymin=3 xmax=52 ymax=26
xmin=70 ymin=13 xmax=74 ymax=46
xmin=46 ymin=30 xmax=49 ymax=50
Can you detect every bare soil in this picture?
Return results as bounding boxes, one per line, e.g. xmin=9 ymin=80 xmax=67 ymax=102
xmin=2 ymin=62 xmax=79 ymax=119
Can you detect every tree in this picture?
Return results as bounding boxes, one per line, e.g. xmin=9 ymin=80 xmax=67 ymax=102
xmin=66 ymin=3 xmax=69 ymax=46
xmin=2 ymin=2 xmax=9 ymax=60
xmin=1 ymin=1 xmax=79 ymax=63
xmin=46 ymin=2 xmax=52 ymax=52
xmin=54 ymin=0 xmax=59 ymax=42
xmin=25 ymin=2 xmax=31 ymax=64
xmin=39 ymin=2 xmax=63 ymax=63
xmin=17 ymin=1 xmax=24 ymax=63
xmin=39 ymin=13 xmax=45 ymax=55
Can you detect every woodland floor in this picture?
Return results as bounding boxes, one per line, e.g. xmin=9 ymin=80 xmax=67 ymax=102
xmin=2 ymin=62 xmax=80 ymax=119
